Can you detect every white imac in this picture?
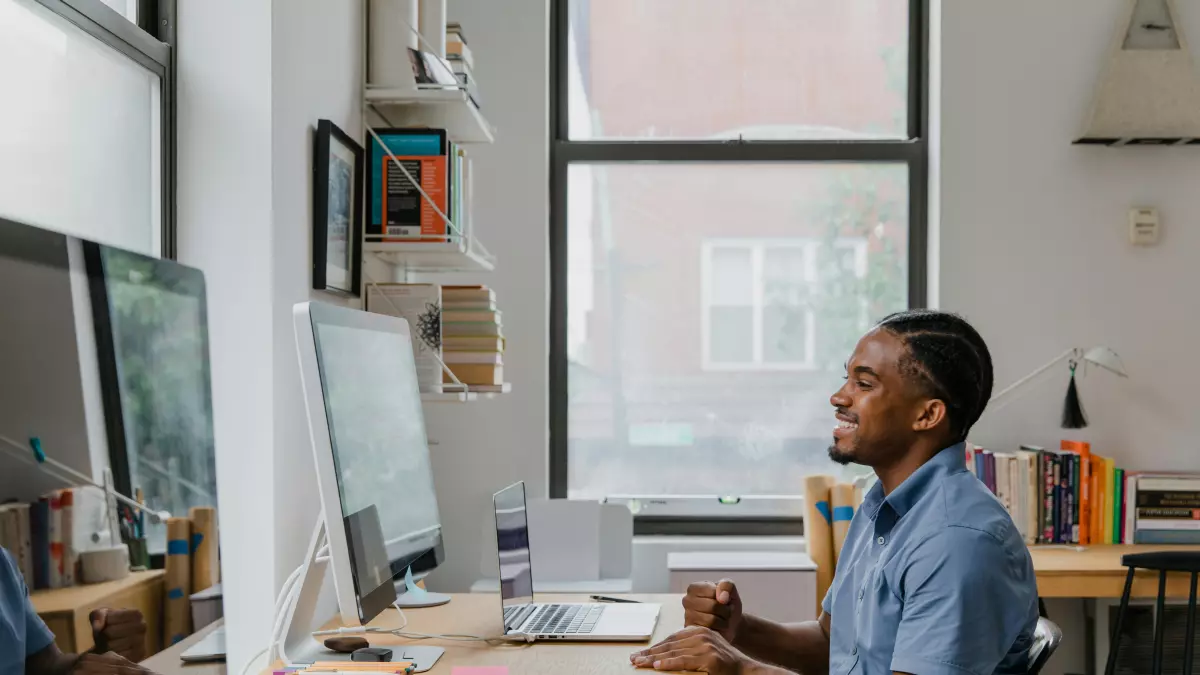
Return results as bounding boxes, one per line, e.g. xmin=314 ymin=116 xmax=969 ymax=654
xmin=280 ymin=301 xmax=447 ymax=670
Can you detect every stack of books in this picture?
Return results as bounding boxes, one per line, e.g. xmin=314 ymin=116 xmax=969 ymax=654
xmin=442 ymin=285 xmax=505 ymax=392
xmin=1129 ymin=475 xmax=1200 ymax=544
xmin=0 ymin=489 xmax=79 ymax=590
xmin=444 ymin=22 xmax=480 ymax=108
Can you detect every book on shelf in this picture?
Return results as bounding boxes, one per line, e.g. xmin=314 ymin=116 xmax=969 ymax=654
xmin=0 ymin=491 xmax=84 ymax=591
xmin=961 ymin=441 xmax=1183 ymax=545
xmin=443 ymin=336 xmax=505 ymax=352
xmin=368 ymin=128 xmax=448 ymax=243
xmin=365 ymin=283 xmax=444 ymax=393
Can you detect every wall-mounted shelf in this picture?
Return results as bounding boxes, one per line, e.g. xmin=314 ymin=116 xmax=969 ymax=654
xmin=421 ymin=383 xmax=512 ymax=403
xmin=365 ymin=87 xmax=495 ymax=144
xmin=365 ymin=237 xmax=495 ymax=274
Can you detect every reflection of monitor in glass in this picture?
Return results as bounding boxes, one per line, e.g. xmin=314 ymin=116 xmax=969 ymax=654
xmin=292 ymin=301 xmax=446 ymax=626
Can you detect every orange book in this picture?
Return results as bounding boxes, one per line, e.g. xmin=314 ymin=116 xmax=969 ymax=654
xmin=1089 ymin=457 xmax=1103 ymax=544
xmin=381 ymin=155 xmax=448 ymax=242
xmin=1061 ymin=441 xmax=1091 ymax=545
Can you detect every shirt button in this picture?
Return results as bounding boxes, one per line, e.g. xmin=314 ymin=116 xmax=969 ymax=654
xmin=877 ymin=536 xmax=886 ymax=545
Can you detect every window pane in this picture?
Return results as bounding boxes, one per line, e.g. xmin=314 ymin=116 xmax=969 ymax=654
xmin=710 ymin=247 xmax=752 ymax=305
xmin=567 ymin=0 xmax=909 ymax=140
xmin=763 ymin=307 xmax=809 ymax=364
xmin=709 ymin=306 xmax=753 ymax=363
xmin=566 ymin=163 xmax=908 ymax=499
xmin=0 ymin=0 xmax=161 ymax=255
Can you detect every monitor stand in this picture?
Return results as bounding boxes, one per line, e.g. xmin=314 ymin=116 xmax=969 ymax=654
xmin=395 ymin=569 xmax=452 ymax=609
xmin=278 ymin=517 xmax=445 ymax=673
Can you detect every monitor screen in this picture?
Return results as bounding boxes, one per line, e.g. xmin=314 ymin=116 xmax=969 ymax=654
xmin=310 ymin=317 xmax=444 ymax=590
xmin=495 ymin=481 xmax=534 ymax=625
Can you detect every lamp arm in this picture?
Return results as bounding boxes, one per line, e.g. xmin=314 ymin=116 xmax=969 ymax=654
xmin=990 ymin=348 xmax=1079 ymax=404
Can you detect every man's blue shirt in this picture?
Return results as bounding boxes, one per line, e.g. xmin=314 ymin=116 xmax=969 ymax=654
xmin=822 ymin=443 xmax=1039 ymax=675
xmin=1 ymin=546 xmax=55 ymax=675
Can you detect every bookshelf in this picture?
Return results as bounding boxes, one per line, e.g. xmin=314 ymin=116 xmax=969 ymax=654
xmin=365 ymin=87 xmax=495 ymax=144
xmin=361 ymin=19 xmax=508 ymax=403
xmin=365 ymin=238 xmax=495 ymax=274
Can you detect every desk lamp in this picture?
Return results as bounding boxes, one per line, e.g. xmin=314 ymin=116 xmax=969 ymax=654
xmin=990 ymin=346 xmax=1128 ymax=429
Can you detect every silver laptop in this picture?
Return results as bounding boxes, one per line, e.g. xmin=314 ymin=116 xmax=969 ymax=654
xmin=493 ymin=482 xmax=659 ymax=642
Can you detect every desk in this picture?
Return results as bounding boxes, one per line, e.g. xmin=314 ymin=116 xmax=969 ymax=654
xmin=1030 ymin=544 xmax=1200 ymax=598
xmin=30 ymin=570 xmax=165 ymax=657
xmin=300 ymin=594 xmax=682 ymax=675
xmin=141 ymin=620 xmax=226 ymax=675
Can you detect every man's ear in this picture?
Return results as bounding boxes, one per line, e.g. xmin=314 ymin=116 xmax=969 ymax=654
xmin=912 ymin=399 xmax=948 ymax=433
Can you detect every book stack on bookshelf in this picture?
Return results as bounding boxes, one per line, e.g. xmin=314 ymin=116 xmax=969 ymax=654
xmin=441 ymin=285 xmax=505 ymax=392
xmin=965 ymin=441 xmax=1140 ymax=545
xmin=1129 ymin=475 xmax=1200 ymax=544
xmin=445 ymin=22 xmax=481 ymax=109
xmin=367 ymin=128 xmax=473 ymax=245
xmin=0 ymin=489 xmax=79 ymax=590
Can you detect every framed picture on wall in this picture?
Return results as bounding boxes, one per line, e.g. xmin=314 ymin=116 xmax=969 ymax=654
xmin=313 ymin=119 xmax=363 ymax=296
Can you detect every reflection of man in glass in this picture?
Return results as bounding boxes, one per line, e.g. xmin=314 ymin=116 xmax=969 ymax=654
xmin=3 ymin=545 xmax=159 ymax=674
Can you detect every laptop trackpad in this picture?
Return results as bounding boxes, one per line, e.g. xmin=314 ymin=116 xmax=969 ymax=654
xmin=593 ymin=603 xmax=661 ymax=637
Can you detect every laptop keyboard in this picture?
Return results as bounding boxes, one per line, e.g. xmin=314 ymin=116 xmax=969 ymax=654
xmin=521 ymin=604 xmax=605 ymax=635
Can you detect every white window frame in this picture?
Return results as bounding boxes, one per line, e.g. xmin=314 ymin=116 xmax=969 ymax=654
xmin=701 ymin=237 xmax=869 ymax=372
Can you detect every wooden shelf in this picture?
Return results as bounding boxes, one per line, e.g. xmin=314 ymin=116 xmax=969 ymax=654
xmin=365 ymin=238 xmax=495 ymax=273
xmin=365 ymin=87 xmax=495 ymax=144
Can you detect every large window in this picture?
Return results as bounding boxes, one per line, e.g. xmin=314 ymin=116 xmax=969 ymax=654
xmin=550 ymin=0 xmax=927 ymax=524
xmin=0 ymin=0 xmax=174 ymax=256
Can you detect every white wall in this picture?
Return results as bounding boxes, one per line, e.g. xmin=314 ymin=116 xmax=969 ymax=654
xmin=421 ymin=0 xmax=551 ymax=593
xmin=176 ymin=0 xmax=277 ymax=666
xmin=942 ymin=0 xmax=1200 ymax=471
xmin=939 ymin=2 xmax=1200 ymax=673
xmin=270 ymin=0 xmax=365 ymax=611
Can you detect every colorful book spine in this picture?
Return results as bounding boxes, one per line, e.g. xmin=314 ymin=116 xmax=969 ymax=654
xmin=60 ymin=489 xmax=75 ymax=587
xmin=29 ymin=499 xmax=49 ymax=590
xmin=1042 ymin=452 xmax=1056 ymax=543
xmin=47 ymin=491 xmax=63 ymax=589
xmin=1113 ymin=468 xmax=1125 ymax=544
xmin=1062 ymin=440 xmax=1091 ymax=545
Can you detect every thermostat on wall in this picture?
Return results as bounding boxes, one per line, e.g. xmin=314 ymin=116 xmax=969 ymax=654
xmin=1129 ymin=207 xmax=1159 ymax=245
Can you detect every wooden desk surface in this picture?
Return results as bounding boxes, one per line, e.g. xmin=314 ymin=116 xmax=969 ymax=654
xmin=312 ymin=594 xmax=684 ymax=675
xmin=141 ymin=619 xmax=226 ymax=675
xmin=1030 ymin=544 xmax=1200 ymax=598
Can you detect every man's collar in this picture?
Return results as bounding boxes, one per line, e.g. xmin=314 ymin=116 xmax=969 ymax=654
xmin=862 ymin=442 xmax=968 ymax=520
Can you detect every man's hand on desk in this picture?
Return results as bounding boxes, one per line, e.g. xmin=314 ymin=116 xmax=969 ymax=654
xmin=89 ymin=608 xmax=148 ymax=662
xmin=630 ymin=626 xmax=789 ymax=675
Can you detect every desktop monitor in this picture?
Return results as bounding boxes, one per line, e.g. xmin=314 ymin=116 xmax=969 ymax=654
xmin=292 ymin=300 xmax=446 ymax=626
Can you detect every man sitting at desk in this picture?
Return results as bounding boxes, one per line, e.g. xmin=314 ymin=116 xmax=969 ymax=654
xmin=633 ymin=310 xmax=1040 ymax=675
xmin=1 ymin=546 xmax=158 ymax=675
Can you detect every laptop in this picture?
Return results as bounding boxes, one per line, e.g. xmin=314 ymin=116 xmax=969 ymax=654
xmin=493 ymin=482 xmax=660 ymax=642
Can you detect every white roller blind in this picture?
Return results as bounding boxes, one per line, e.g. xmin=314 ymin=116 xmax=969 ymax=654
xmin=0 ymin=0 xmax=162 ymax=255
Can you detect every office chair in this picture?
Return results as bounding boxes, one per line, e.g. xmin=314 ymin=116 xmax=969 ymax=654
xmin=1103 ymin=551 xmax=1200 ymax=675
xmin=1028 ymin=616 xmax=1062 ymax=675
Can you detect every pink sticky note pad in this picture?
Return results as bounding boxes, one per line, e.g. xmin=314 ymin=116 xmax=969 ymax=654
xmin=451 ymin=669 xmax=509 ymax=675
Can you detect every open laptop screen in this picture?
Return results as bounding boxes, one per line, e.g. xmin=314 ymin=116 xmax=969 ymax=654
xmin=494 ymin=482 xmax=535 ymax=625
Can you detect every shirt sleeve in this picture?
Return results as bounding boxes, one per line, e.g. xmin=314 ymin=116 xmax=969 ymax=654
xmin=1 ymin=549 xmax=56 ymax=656
xmin=889 ymin=527 xmax=1036 ymax=675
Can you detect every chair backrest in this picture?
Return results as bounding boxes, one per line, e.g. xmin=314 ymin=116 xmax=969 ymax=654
xmin=1104 ymin=551 xmax=1200 ymax=675
xmin=1027 ymin=616 xmax=1063 ymax=675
